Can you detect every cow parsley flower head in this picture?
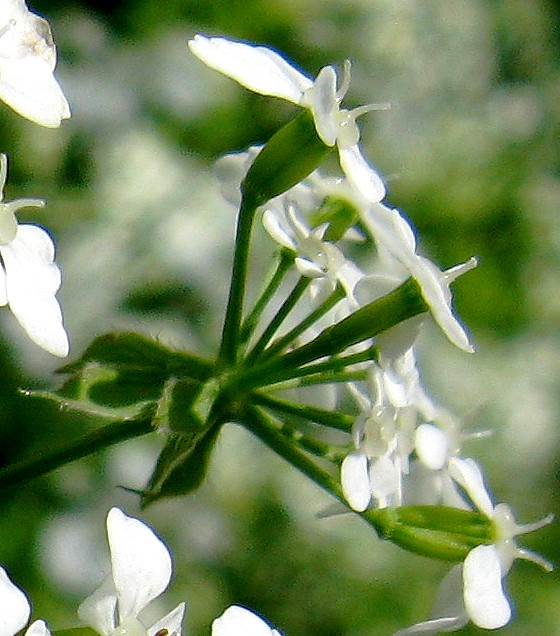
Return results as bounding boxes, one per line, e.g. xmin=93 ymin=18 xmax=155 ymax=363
xmin=78 ymin=508 xmax=186 ymax=636
xmin=188 ymin=35 xmax=386 ymax=202
xmin=0 ymin=154 xmax=68 ymax=356
xmin=0 ymin=0 xmax=70 ymax=127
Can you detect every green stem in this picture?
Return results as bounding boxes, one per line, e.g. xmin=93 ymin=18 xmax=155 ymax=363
xmin=219 ymin=199 xmax=258 ymax=365
xmin=257 ymin=284 xmax=345 ymax=363
xmin=0 ymin=414 xmax=154 ymax=490
xmin=276 ymin=421 xmax=346 ymax=462
xmin=240 ymin=249 xmax=293 ymax=345
xmin=245 ymin=276 xmax=311 ymax=363
xmin=243 ymin=405 xmax=347 ymax=502
xmin=228 ymin=277 xmax=426 ymax=394
xmin=264 ymin=369 xmax=367 ymax=392
xmin=242 ymin=407 xmax=402 ymax=544
xmin=252 ymin=392 xmax=354 ymax=431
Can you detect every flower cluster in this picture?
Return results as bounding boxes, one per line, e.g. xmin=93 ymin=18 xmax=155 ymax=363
xmin=0 ymin=509 xmax=281 ymax=636
xmin=189 ymin=35 xmax=552 ymax=635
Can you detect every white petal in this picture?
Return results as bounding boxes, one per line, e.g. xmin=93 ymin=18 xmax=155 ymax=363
xmin=412 ymin=257 xmax=474 ymax=353
xmin=0 ymin=57 xmax=70 ymax=128
xmin=147 ymin=603 xmax=186 ymax=636
xmin=188 ymin=36 xmax=311 ymax=103
xmin=106 ymin=508 xmax=172 ymax=622
xmin=294 ymin=256 xmax=325 ymax=278
xmin=338 ymin=145 xmax=386 ymax=202
xmin=415 ymin=423 xmax=449 ymax=471
xmin=212 ymin=606 xmax=279 ymax=636
xmin=1 ymin=226 xmax=68 ymax=356
xmin=368 ymin=455 xmax=399 ymax=499
xmin=77 ymin=575 xmax=118 ymax=636
xmin=262 ymin=209 xmax=296 ymax=250
xmin=25 ymin=621 xmax=52 ymax=636
xmin=463 ymin=545 xmax=511 ymax=629
xmin=340 ymin=451 xmax=371 ymax=512
xmin=0 ymin=567 xmax=30 ymax=636
xmin=301 ymin=66 xmax=338 ymax=146
xmin=448 ymin=457 xmax=493 ymax=516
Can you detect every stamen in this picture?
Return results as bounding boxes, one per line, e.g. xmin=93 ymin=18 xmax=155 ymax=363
xmin=350 ymin=102 xmax=391 ymax=119
xmin=443 ymin=257 xmax=478 ymax=284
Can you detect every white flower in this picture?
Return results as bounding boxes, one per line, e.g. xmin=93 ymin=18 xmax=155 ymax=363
xmin=0 ymin=154 xmax=68 ymax=356
xmin=0 ymin=565 xmax=52 ymax=636
xmin=212 ymin=606 xmax=282 ymax=636
xmin=341 ymin=351 xmax=425 ymax=511
xmin=361 ymin=201 xmax=477 ymax=352
xmin=0 ymin=0 xmax=70 ymax=127
xmin=263 ymin=203 xmax=364 ymax=307
xmin=188 ymin=35 xmax=386 ymax=202
xmin=394 ymin=458 xmax=553 ymax=635
xmin=78 ymin=508 xmax=186 ymax=636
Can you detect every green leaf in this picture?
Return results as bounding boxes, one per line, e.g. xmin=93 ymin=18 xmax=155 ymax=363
xmin=31 ymin=332 xmax=214 ymax=416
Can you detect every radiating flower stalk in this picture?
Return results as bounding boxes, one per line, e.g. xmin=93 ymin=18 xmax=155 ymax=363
xmin=0 ymin=28 xmax=553 ymax=636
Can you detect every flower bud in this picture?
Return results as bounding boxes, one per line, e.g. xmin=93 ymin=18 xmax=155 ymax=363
xmin=241 ymin=110 xmax=333 ymax=210
xmin=366 ymin=505 xmax=494 ymax=562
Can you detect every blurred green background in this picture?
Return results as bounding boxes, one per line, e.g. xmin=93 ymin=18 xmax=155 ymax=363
xmin=0 ymin=0 xmax=559 ymax=634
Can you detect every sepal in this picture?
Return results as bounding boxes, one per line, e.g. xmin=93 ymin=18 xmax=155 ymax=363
xmin=27 ymin=333 xmax=213 ymax=418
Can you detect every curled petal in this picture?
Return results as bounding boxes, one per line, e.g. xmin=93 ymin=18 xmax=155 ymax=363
xmin=448 ymin=457 xmax=493 ymax=517
xmin=188 ymin=35 xmax=311 ymax=103
xmin=463 ymin=545 xmax=511 ymax=629
xmin=106 ymin=508 xmax=172 ymax=623
xmin=0 ymin=567 xmax=30 ymax=636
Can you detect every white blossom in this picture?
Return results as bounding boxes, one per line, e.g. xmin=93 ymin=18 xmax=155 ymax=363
xmin=341 ymin=351 xmax=426 ymax=511
xmin=395 ymin=458 xmax=553 ymax=635
xmin=360 ymin=200 xmax=477 ymax=353
xmin=0 ymin=0 xmax=70 ymax=127
xmin=0 ymin=566 xmax=51 ymax=636
xmin=212 ymin=606 xmax=282 ymax=636
xmin=78 ymin=508 xmax=186 ymax=636
xmin=263 ymin=203 xmax=364 ymax=307
xmin=0 ymin=154 xmax=68 ymax=356
xmin=188 ymin=35 xmax=386 ymax=202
